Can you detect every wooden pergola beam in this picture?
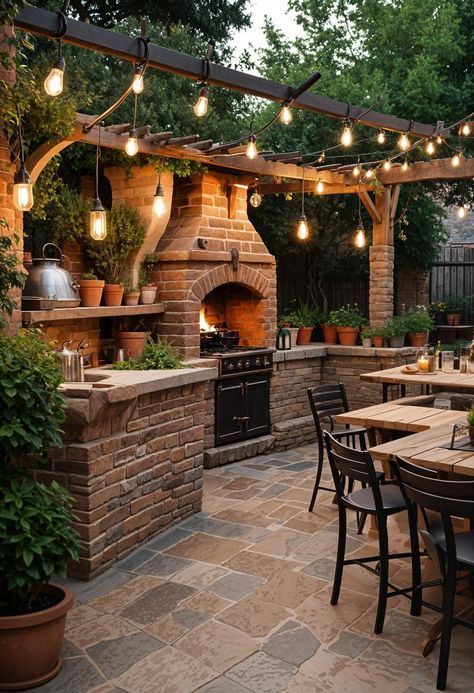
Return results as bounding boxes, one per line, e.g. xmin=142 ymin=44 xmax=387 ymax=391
xmin=358 ymin=190 xmax=382 ymax=223
xmin=14 ymin=4 xmax=453 ymax=138
xmin=257 ymin=182 xmax=373 ymax=195
xmin=377 ymin=157 xmax=474 ymax=184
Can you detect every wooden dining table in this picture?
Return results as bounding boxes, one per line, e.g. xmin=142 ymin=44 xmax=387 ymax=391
xmin=361 ymin=364 xmax=474 ymax=402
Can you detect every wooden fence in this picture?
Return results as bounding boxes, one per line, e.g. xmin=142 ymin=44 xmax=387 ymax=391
xmin=430 ymin=245 xmax=474 ymax=323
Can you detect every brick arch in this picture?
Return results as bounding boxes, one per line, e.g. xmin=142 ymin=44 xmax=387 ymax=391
xmin=188 ymin=265 xmax=270 ymax=302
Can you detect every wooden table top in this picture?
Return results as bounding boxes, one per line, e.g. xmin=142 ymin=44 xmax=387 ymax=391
xmin=335 ymin=403 xmax=464 ymax=433
xmin=361 ymin=364 xmax=474 ymax=390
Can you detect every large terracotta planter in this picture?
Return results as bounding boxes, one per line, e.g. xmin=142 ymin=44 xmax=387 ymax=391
xmin=337 ymin=326 xmax=358 ymax=346
xmin=297 ymin=326 xmax=313 ymax=345
xmin=103 ymin=284 xmax=124 ymax=307
xmin=0 ymin=583 xmax=73 ymax=690
xmin=117 ymin=331 xmax=150 ymax=359
xmin=78 ymin=279 xmax=104 ymax=307
xmin=446 ymin=313 xmax=461 ymax=326
xmin=123 ymin=292 xmax=140 ymax=306
xmin=409 ymin=332 xmax=428 ymax=347
xmin=139 ymin=285 xmax=157 ymax=305
xmin=322 ymin=324 xmax=338 ymax=344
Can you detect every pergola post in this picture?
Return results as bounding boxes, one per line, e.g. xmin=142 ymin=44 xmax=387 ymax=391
xmin=369 ymin=186 xmax=396 ymax=327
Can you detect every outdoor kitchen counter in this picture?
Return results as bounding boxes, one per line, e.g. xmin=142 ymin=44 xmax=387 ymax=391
xmin=273 ymin=343 xmax=418 ymax=362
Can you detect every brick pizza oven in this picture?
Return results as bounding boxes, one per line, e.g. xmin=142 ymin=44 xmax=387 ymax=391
xmin=152 ymin=171 xmax=277 ymax=359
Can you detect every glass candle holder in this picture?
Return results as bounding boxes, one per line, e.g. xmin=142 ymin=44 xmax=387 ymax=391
xmin=417 ymin=355 xmax=430 ymax=373
xmin=460 ymin=347 xmax=470 ymax=373
xmin=442 ymin=351 xmax=454 ymax=373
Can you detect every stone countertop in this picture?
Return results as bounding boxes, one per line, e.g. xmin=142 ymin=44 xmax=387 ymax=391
xmin=273 ymin=343 xmax=418 ymax=362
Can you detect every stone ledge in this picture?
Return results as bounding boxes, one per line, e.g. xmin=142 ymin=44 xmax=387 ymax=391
xmin=273 ymin=414 xmax=313 ymax=433
xmin=204 ymin=435 xmax=275 ymax=468
xmin=273 ymin=343 xmax=417 ymax=362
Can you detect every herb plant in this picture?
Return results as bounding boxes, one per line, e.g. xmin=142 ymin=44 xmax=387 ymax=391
xmin=112 ymin=338 xmax=185 ymax=370
xmin=0 ymin=221 xmax=25 ymax=329
xmin=326 ymin=304 xmax=366 ymax=329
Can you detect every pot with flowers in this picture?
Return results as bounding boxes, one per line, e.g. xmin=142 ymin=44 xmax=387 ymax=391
xmin=123 ymin=284 xmax=140 ymax=306
xmin=429 ymin=301 xmax=447 ymax=326
xmin=445 ymin=295 xmax=463 ymax=326
xmin=385 ymin=315 xmax=407 ymax=348
xmin=327 ymin=304 xmax=366 ymax=347
xmin=360 ymin=327 xmax=373 ymax=348
xmin=403 ymin=306 xmax=434 ymax=347
xmin=139 ymin=253 xmax=159 ymax=304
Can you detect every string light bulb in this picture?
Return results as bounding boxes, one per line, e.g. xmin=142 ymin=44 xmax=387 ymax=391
xmin=152 ymin=181 xmax=166 ymax=218
xmin=125 ymin=127 xmax=139 ymax=157
xmin=249 ymin=191 xmax=262 ymax=208
xmin=246 ymin=134 xmax=258 ymax=159
xmin=377 ymin=130 xmax=386 ymax=144
xmin=340 ymin=122 xmax=353 ymax=147
xmin=402 ymin=159 xmax=409 ymax=172
xmin=352 ymin=164 xmax=361 ymax=178
xmin=90 ymin=198 xmax=107 ymax=241
xmin=425 ymin=140 xmax=435 ymax=155
xmin=451 ymin=151 xmax=461 ymax=167
xmin=365 ymin=168 xmax=374 ymax=179
xmin=354 ymin=223 xmax=366 ymax=248
xmin=193 ymin=85 xmax=209 ymax=117
xmin=296 ymin=214 xmax=309 ymax=240
xmin=280 ymin=104 xmax=292 ymax=125
xmin=316 ymin=180 xmax=324 ymax=194
xmin=457 ymin=205 xmax=467 ymax=219
xmin=44 ymin=56 xmax=66 ymax=96
xmin=436 ymin=135 xmax=443 ymax=144
xmin=12 ymin=165 xmax=34 ymax=212
xmin=132 ymin=64 xmax=144 ymax=94
xmin=460 ymin=122 xmax=471 ymax=136
xmin=398 ymin=132 xmax=410 ymax=151
xmin=383 ymin=160 xmax=391 ymax=171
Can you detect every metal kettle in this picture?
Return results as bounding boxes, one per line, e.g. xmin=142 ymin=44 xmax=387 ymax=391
xmin=23 ymin=243 xmax=81 ymax=307
xmin=57 ymin=339 xmax=88 ymax=382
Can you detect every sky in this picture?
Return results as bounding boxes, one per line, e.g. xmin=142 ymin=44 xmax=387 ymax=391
xmin=231 ymin=0 xmax=302 ymax=67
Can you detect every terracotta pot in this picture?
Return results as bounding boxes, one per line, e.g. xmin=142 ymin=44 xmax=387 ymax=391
xmin=372 ymin=336 xmax=384 ymax=348
xmin=409 ymin=332 xmax=428 ymax=347
xmin=0 ymin=583 xmax=73 ymax=690
xmin=322 ymin=324 xmax=338 ymax=344
xmin=116 ymin=331 xmax=150 ymax=359
xmin=123 ymin=292 xmax=140 ymax=306
xmin=103 ymin=284 xmax=124 ymax=307
xmin=446 ymin=313 xmax=461 ymax=326
xmin=139 ymin=285 xmax=157 ymax=305
xmin=336 ymin=326 xmax=359 ymax=346
xmin=297 ymin=326 xmax=313 ymax=345
xmin=78 ymin=279 xmax=104 ymax=307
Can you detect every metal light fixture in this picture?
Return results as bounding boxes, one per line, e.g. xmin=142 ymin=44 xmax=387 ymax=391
xmin=398 ymin=132 xmax=410 ymax=151
xmin=354 ymin=182 xmax=366 ymax=248
xmin=152 ymin=173 xmax=166 ymax=218
xmin=276 ymin=326 xmax=291 ymax=350
xmin=12 ymin=107 xmax=34 ymax=212
xmin=246 ymin=134 xmax=258 ymax=159
xmin=125 ymin=127 xmax=139 ymax=157
xmin=90 ymin=125 xmax=107 ymax=240
xmin=44 ymin=2 xmax=68 ymax=96
xmin=249 ymin=190 xmax=262 ymax=208
xmin=280 ymin=103 xmax=293 ymax=125
xmin=451 ymin=151 xmax=461 ymax=167
xmin=193 ymin=42 xmax=214 ymax=117
xmin=296 ymin=166 xmax=310 ymax=240
xmin=340 ymin=121 xmax=353 ymax=147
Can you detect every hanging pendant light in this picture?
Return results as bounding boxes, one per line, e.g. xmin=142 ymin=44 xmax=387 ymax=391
xmin=280 ymin=103 xmax=293 ymax=125
xmin=194 ymin=85 xmax=209 ymax=117
xmin=352 ymin=160 xmax=361 ymax=178
xmin=44 ymin=8 xmax=68 ymax=96
xmin=402 ymin=159 xmax=409 ymax=172
xmin=377 ymin=130 xmax=386 ymax=144
xmin=152 ymin=175 xmax=166 ymax=218
xmin=246 ymin=134 xmax=258 ymax=159
xmin=90 ymin=126 xmax=107 ymax=240
xmin=340 ymin=121 xmax=353 ymax=147
xmin=249 ymin=190 xmax=262 ymax=208
xmin=382 ymin=160 xmax=391 ymax=171
xmin=132 ymin=64 xmax=145 ymax=94
xmin=316 ymin=180 xmax=324 ymax=193
xmin=460 ymin=122 xmax=471 ymax=136
xmin=296 ymin=166 xmax=310 ymax=240
xmin=193 ymin=42 xmax=213 ymax=118
xmin=398 ymin=132 xmax=410 ymax=151
xmin=125 ymin=127 xmax=139 ymax=157
xmin=451 ymin=151 xmax=461 ymax=167
xmin=12 ymin=107 xmax=34 ymax=212
xmin=354 ymin=182 xmax=366 ymax=248
xmin=425 ymin=139 xmax=435 ymax=155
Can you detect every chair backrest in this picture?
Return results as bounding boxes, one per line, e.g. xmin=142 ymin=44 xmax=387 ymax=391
xmin=395 ymin=457 xmax=474 ymax=571
xmin=307 ymin=383 xmax=349 ymax=441
xmin=325 ymin=431 xmax=384 ymax=512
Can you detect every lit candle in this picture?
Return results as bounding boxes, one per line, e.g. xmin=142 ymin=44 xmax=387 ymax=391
xmin=417 ymin=356 xmax=429 ymax=373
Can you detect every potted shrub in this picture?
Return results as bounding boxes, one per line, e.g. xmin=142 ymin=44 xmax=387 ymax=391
xmin=429 ymin=301 xmax=447 ymax=326
xmin=322 ymin=313 xmax=338 ymax=344
xmin=0 ymin=330 xmax=80 ymax=690
xmin=370 ymin=327 xmax=385 ymax=348
xmin=292 ymin=301 xmax=318 ymax=345
xmin=116 ymin=319 xmax=151 ymax=359
xmin=139 ymin=253 xmax=158 ymax=305
xmin=385 ymin=315 xmax=407 ymax=348
xmin=327 ymin=304 xmax=365 ymax=346
xmin=403 ymin=306 xmax=434 ymax=347
xmin=78 ymin=271 xmax=104 ymax=307
xmin=361 ymin=328 xmax=373 ymax=348
xmin=123 ymin=284 xmax=140 ymax=306
xmin=445 ymin=295 xmax=463 ymax=326
xmin=112 ymin=337 xmax=185 ymax=370
xmin=467 ymin=406 xmax=474 ymax=445
xmin=85 ymin=203 xmax=146 ymax=307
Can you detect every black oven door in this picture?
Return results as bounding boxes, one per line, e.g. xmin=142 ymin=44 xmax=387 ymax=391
xmin=215 ymin=372 xmax=270 ymax=447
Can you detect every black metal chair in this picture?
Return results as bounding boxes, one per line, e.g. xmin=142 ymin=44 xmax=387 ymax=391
xmin=307 ymin=383 xmax=369 ymax=515
xmin=325 ymin=432 xmax=422 ymax=634
xmin=395 ymin=457 xmax=474 ymax=691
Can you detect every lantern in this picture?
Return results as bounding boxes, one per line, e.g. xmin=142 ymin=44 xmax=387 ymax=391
xmin=276 ymin=326 xmax=291 ymax=351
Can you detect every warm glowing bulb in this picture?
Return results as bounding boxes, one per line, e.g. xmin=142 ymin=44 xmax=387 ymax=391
xmin=457 ymin=205 xmax=466 ymax=219
xmin=44 ymin=56 xmax=65 ymax=97
xmin=461 ymin=123 xmax=471 ymax=136
xmin=365 ymin=168 xmax=374 ymax=179
xmin=436 ymin=135 xmax=443 ymax=144
xmin=89 ymin=199 xmax=107 ymax=241
xmin=377 ymin=130 xmax=386 ymax=144
xmin=316 ymin=180 xmax=324 ymax=193
xmin=341 ymin=125 xmax=353 ymax=147
xmin=296 ymin=215 xmax=309 ymax=240
xmin=249 ymin=191 xmax=262 ymax=208
xmin=402 ymin=159 xmax=409 ymax=172
xmin=280 ymin=105 xmax=292 ymax=125
xmin=194 ymin=86 xmax=209 ymax=117
xmin=125 ymin=129 xmax=139 ymax=157
xmin=383 ymin=160 xmax=391 ymax=171
xmin=132 ymin=72 xmax=144 ymax=95
xmin=152 ymin=184 xmax=166 ymax=217
xmin=246 ymin=135 xmax=258 ymax=159
xmin=352 ymin=165 xmax=361 ymax=177
xmin=12 ymin=168 xmax=34 ymax=211
xmin=451 ymin=152 xmax=461 ymax=167
xmin=425 ymin=140 xmax=435 ymax=155
xmin=355 ymin=225 xmax=366 ymax=248
xmin=398 ymin=132 xmax=410 ymax=151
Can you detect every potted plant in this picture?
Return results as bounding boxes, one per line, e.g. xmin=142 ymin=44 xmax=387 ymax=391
xmin=112 ymin=337 xmax=185 ymax=370
xmin=278 ymin=311 xmax=299 ymax=348
xmin=78 ymin=271 xmax=104 ymax=307
xmin=403 ymin=306 xmax=434 ymax=347
xmin=327 ymin=304 xmax=366 ymax=346
xmin=385 ymin=315 xmax=407 ymax=348
xmin=139 ymin=253 xmax=158 ymax=305
xmin=123 ymin=284 xmax=140 ymax=306
xmin=370 ymin=327 xmax=385 ymax=348
xmin=116 ymin=319 xmax=151 ymax=359
xmin=445 ymin=295 xmax=463 ymax=326
xmin=428 ymin=301 xmax=447 ymax=326
xmin=0 ymin=223 xmax=25 ymax=325
xmin=322 ymin=313 xmax=339 ymax=344
xmin=467 ymin=406 xmax=474 ymax=445
xmin=361 ymin=328 xmax=374 ymax=348
xmin=291 ymin=301 xmax=319 ymax=345
xmin=0 ymin=330 xmax=80 ymax=690
xmin=85 ymin=203 xmax=146 ymax=307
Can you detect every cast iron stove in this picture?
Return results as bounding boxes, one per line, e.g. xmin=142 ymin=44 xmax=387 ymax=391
xmin=200 ymin=344 xmax=273 ymax=378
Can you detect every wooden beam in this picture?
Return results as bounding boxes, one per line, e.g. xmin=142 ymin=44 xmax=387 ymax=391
xmin=166 ymin=134 xmax=200 ymax=146
xmin=258 ymin=182 xmax=373 ymax=195
xmin=390 ymin=185 xmax=401 ymax=221
xmin=143 ymin=131 xmax=173 ymax=143
xmin=372 ymin=187 xmax=392 ymax=245
xmin=184 ymin=139 xmax=213 ymax=150
xmin=104 ymin=123 xmax=131 ymax=134
xmin=14 ymin=4 xmax=453 ymax=138
xmin=135 ymin=125 xmax=151 ymax=138
xmin=358 ymin=190 xmax=382 ymax=223
xmin=377 ymin=157 xmax=474 ymax=184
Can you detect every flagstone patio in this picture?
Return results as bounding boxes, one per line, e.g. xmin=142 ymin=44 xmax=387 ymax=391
xmin=36 ymin=446 xmax=474 ymax=693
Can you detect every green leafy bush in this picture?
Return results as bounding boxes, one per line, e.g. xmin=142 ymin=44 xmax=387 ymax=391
xmin=82 ymin=271 xmax=98 ymax=280
xmin=445 ymin=294 xmax=464 ymax=313
xmin=403 ymin=307 xmax=434 ymax=334
xmin=289 ymin=301 xmax=320 ymax=328
xmin=0 ymin=221 xmax=26 ymax=329
xmin=384 ymin=315 xmax=408 ymax=338
xmin=326 ymin=304 xmax=366 ymax=329
xmin=138 ymin=253 xmax=158 ymax=288
xmin=112 ymin=338 xmax=185 ymax=370
xmin=467 ymin=406 xmax=474 ymax=427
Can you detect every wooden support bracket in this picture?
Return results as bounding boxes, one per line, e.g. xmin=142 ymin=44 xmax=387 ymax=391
xmin=358 ymin=190 xmax=382 ymax=224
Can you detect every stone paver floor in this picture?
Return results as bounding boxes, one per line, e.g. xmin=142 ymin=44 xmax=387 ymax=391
xmin=37 ymin=445 xmax=474 ymax=692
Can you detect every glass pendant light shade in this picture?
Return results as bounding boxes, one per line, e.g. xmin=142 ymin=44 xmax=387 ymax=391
xmin=425 ymin=140 xmax=435 ymax=155
xmin=246 ymin=134 xmax=258 ymax=159
xmin=125 ymin=128 xmax=139 ymax=157
xmin=44 ymin=56 xmax=65 ymax=96
xmin=340 ymin=124 xmax=353 ymax=147
xmin=249 ymin=191 xmax=262 ymax=208
xmin=90 ymin=198 xmax=107 ymax=240
xmin=352 ymin=164 xmax=361 ymax=177
xmin=398 ymin=132 xmax=410 ymax=151
xmin=12 ymin=166 xmax=34 ymax=211
xmin=451 ymin=151 xmax=461 ymax=167
xmin=193 ymin=86 xmax=209 ymax=117
xmin=132 ymin=66 xmax=144 ymax=94
xmin=296 ymin=214 xmax=309 ymax=240
xmin=377 ymin=130 xmax=385 ymax=144
xmin=280 ymin=105 xmax=292 ymax=125
xmin=383 ymin=160 xmax=391 ymax=171
xmin=354 ymin=222 xmax=366 ymax=248
xmin=316 ymin=180 xmax=324 ymax=193
xmin=152 ymin=183 xmax=166 ymax=217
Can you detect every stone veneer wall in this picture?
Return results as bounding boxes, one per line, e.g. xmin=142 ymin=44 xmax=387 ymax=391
xmin=44 ymin=379 xmax=213 ymax=579
xmin=396 ymin=268 xmax=430 ymax=312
